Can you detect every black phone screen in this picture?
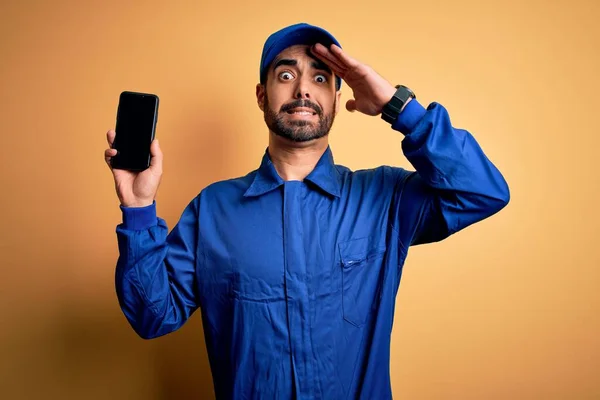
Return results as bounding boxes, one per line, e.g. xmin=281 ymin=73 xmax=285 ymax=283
xmin=111 ymin=91 xmax=159 ymax=171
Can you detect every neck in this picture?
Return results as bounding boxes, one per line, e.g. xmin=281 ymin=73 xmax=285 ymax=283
xmin=267 ymin=133 xmax=328 ymax=181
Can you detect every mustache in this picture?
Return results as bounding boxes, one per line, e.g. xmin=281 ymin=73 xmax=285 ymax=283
xmin=280 ymin=100 xmax=322 ymax=116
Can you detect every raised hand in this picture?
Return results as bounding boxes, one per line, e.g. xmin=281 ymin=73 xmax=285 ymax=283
xmin=104 ymin=129 xmax=163 ymax=208
xmin=310 ymin=43 xmax=398 ymax=116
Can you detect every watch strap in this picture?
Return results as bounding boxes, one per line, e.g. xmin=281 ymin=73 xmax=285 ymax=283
xmin=381 ymin=85 xmax=416 ymax=124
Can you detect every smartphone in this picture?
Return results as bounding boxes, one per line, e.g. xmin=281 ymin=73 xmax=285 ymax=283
xmin=111 ymin=91 xmax=159 ymax=171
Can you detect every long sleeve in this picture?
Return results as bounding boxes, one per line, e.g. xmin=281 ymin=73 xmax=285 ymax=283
xmin=114 ymin=198 xmax=200 ymax=339
xmin=390 ymin=99 xmax=510 ymax=248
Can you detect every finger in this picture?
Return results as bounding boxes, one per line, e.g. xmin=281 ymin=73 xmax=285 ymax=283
xmin=107 ymin=129 xmax=116 ymax=148
xmin=329 ymin=44 xmax=361 ymax=69
xmin=104 ymin=148 xmax=117 ymax=167
xmin=312 ymin=43 xmax=353 ymax=74
xmin=149 ymin=139 xmax=163 ymax=171
xmin=311 ymin=43 xmax=347 ymax=76
xmin=105 ymin=148 xmax=117 ymax=157
xmin=311 ymin=43 xmax=347 ymax=73
xmin=346 ymin=99 xmax=357 ymax=112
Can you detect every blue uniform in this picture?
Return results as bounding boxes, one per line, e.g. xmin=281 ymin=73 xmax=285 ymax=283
xmin=115 ymin=99 xmax=509 ymax=399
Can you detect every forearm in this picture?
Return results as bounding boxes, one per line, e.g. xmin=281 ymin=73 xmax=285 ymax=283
xmin=391 ymin=99 xmax=510 ymax=244
xmin=395 ymin=100 xmax=509 ymax=200
xmin=115 ymin=201 xmax=199 ymax=339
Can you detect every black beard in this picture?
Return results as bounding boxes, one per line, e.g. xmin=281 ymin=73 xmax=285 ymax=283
xmin=263 ymin=95 xmax=336 ymax=143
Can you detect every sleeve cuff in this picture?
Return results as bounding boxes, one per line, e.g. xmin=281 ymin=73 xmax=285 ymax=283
xmin=391 ymin=98 xmax=427 ymax=134
xmin=120 ymin=200 xmax=158 ymax=230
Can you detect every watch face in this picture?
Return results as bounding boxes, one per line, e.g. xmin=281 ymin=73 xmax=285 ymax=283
xmin=381 ymin=85 xmax=415 ymax=124
xmin=398 ymin=85 xmax=415 ymax=97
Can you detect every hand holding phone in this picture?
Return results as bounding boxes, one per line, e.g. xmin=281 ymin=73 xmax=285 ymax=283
xmin=104 ymin=91 xmax=162 ymax=208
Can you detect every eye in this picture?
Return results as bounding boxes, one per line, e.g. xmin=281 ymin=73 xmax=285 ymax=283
xmin=315 ymin=74 xmax=328 ymax=83
xmin=279 ymin=71 xmax=294 ymax=81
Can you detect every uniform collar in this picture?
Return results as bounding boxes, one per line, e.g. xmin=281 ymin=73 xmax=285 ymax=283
xmin=243 ymin=145 xmax=342 ymax=198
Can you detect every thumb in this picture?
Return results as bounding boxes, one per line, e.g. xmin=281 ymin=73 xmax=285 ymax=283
xmin=346 ymin=99 xmax=357 ymax=112
xmin=149 ymin=138 xmax=163 ymax=169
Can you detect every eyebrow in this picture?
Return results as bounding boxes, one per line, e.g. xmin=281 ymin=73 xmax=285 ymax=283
xmin=272 ymin=58 xmax=332 ymax=75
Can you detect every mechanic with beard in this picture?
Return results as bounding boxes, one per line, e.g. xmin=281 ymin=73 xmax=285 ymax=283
xmin=105 ymin=23 xmax=510 ymax=400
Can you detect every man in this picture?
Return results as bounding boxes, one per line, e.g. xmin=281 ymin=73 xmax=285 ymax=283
xmin=104 ymin=22 xmax=509 ymax=400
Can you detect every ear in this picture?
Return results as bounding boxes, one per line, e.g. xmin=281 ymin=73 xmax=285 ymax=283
xmin=256 ymin=83 xmax=265 ymax=112
xmin=334 ymin=90 xmax=341 ymax=116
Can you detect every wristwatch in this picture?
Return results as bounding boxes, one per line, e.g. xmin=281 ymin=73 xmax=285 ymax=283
xmin=381 ymin=85 xmax=416 ymax=124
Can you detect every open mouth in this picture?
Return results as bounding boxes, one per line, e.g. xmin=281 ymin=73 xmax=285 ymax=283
xmin=286 ymin=107 xmax=317 ymax=116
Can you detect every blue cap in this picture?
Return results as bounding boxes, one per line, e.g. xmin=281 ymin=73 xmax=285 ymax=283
xmin=260 ymin=22 xmax=342 ymax=90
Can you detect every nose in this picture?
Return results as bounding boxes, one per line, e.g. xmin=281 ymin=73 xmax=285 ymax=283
xmin=294 ymin=77 xmax=311 ymax=100
xmin=295 ymin=89 xmax=310 ymax=99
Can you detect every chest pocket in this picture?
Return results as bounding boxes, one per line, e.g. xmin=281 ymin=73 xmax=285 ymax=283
xmin=338 ymin=235 xmax=387 ymax=327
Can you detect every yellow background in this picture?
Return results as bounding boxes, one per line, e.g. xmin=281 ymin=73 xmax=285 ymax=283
xmin=1 ymin=0 xmax=599 ymax=398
